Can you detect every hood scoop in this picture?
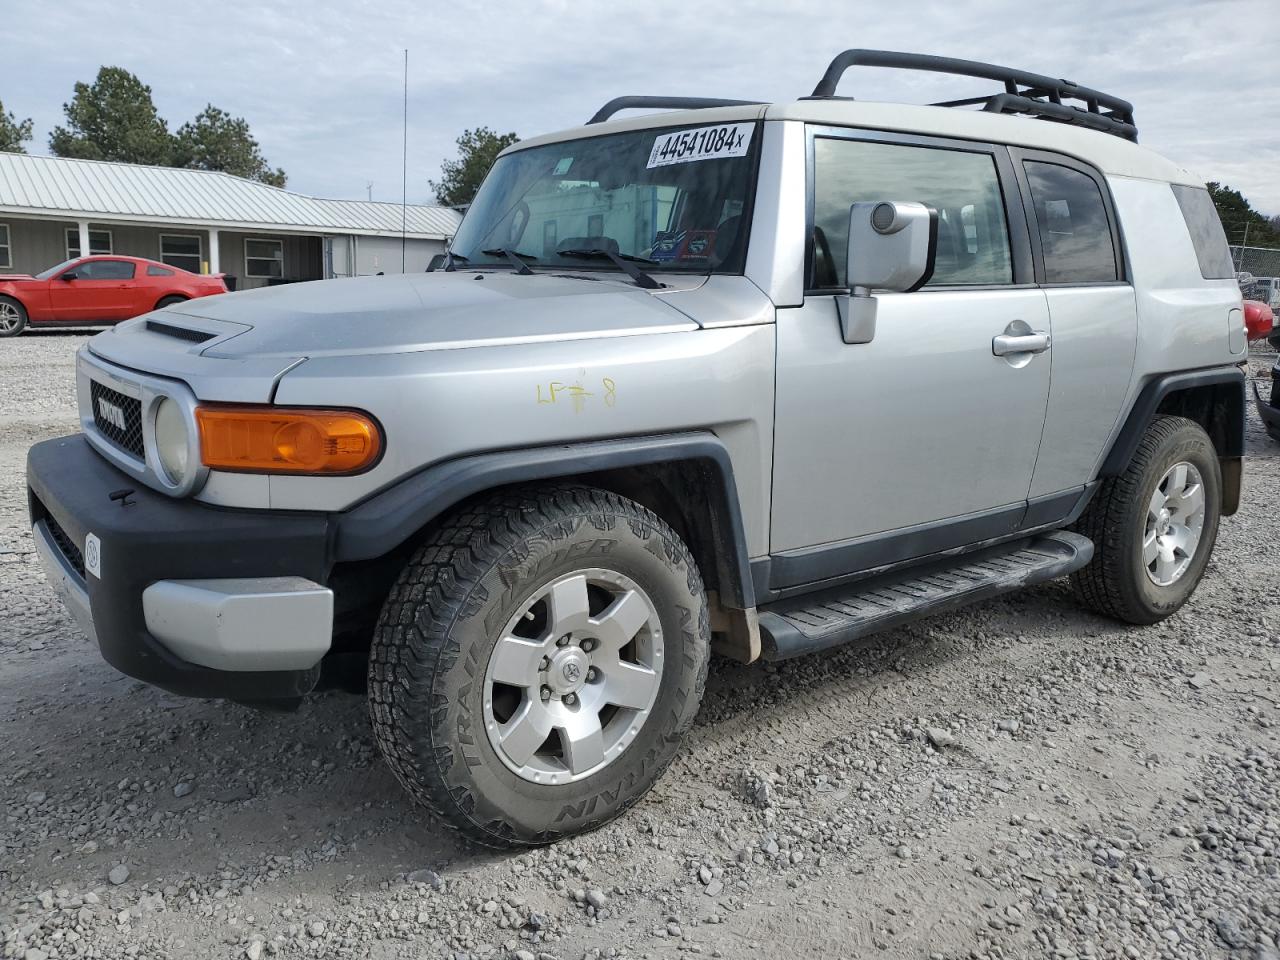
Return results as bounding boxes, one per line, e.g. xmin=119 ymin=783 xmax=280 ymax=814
xmin=145 ymin=319 xmax=215 ymax=343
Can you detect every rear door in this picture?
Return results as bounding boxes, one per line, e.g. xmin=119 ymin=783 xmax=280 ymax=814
xmin=48 ymin=259 xmax=138 ymax=321
xmin=770 ymin=129 xmax=1052 ymax=576
xmin=1010 ymin=151 xmax=1137 ymax=502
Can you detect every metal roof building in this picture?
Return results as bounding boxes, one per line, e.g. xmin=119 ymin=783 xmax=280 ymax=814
xmin=0 ymin=152 xmax=462 ymax=290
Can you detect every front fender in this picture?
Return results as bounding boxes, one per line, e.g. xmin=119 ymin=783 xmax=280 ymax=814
xmin=330 ymin=432 xmax=756 ymax=609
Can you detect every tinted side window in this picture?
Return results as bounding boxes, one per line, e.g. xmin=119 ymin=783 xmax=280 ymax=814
xmin=147 ymin=265 xmax=175 ymax=277
xmin=79 ymin=260 xmax=136 ymax=280
xmin=812 ymin=138 xmax=1013 ymax=288
xmin=1171 ymin=184 xmax=1235 ymax=279
xmin=1023 ymin=161 xmax=1118 ymax=284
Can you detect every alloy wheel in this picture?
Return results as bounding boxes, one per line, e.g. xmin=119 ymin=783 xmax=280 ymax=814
xmin=1143 ymin=460 xmax=1205 ymax=587
xmin=0 ymin=302 xmax=22 ymax=334
xmin=482 ymin=569 xmax=663 ymax=784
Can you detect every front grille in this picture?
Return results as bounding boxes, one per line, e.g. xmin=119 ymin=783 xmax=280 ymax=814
xmin=44 ymin=512 xmax=85 ymax=578
xmin=90 ymin=380 xmax=144 ymax=460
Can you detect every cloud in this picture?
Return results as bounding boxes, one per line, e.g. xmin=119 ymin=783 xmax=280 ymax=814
xmin=2 ymin=0 xmax=1276 ymax=211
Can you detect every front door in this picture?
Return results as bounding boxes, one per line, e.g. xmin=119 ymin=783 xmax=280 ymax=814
xmin=49 ymin=259 xmax=137 ymax=322
xmin=770 ymin=130 xmax=1051 ymax=579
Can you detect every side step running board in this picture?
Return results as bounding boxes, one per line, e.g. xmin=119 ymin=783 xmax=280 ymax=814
xmin=758 ymin=531 xmax=1093 ymax=661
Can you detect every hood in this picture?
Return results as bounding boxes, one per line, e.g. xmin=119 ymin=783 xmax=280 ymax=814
xmin=171 ymin=271 xmax=703 ymax=359
xmin=0 ymin=274 xmax=37 ymax=283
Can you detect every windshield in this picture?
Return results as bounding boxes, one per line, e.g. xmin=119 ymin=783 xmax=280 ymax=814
xmin=35 ymin=258 xmax=80 ymax=280
xmin=449 ymin=122 xmax=760 ymax=274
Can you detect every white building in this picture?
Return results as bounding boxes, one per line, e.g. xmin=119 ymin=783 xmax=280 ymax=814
xmin=0 ymin=152 xmax=462 ymax=291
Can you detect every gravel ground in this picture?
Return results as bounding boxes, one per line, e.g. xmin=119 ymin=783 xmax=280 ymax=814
xmin=2 ymin=331 xmax=1278 ymax=960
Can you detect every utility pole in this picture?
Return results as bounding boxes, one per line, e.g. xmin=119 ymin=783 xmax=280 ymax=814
xmin=402 ymin=49 xmax=409 ymax=274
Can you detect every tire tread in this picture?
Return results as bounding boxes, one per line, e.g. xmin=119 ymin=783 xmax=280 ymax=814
xmin=367 ymin=484 xmax=709 ymax=848
xmin=1070 ymin=414 xmax=1214 ymax=623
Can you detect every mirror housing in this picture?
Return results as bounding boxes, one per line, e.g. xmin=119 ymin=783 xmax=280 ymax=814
xmin=60 ymin=271 xmax=78 ymax=281
xmin=837 ymin=201 xmax=938 ymax=344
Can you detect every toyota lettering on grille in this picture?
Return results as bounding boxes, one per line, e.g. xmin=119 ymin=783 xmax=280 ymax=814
xmin=97 ymin=397 xmax=128 ymax=431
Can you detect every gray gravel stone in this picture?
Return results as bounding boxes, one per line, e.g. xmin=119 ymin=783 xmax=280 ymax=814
xmin=926 ymin=727 xmax=954 ymax=748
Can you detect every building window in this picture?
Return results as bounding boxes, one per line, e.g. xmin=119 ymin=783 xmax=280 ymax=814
xmin=244 ymin=238 xmax=283 ymax=278
xmin=0 ymin=223 xmax=9 ymax=269
xmin=160 ymin=234 xmax=202 ymax=273
xmin=66 ymin=228 xmax=113 ymax=259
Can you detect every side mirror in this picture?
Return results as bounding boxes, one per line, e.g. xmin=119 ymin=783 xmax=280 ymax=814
xmin=838 ymin=201 xmax=938 ymax=344
xmin=60 ymin=271 xmax=78 ymax=281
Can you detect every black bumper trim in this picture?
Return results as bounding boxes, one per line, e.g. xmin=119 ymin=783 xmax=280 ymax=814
xmin=1254 ymin=379 xmax=1280 ymax=441
xmin=27 ymin=435 xmax=329 ymax=700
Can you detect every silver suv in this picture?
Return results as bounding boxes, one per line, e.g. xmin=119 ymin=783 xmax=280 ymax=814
xmin=27 ymin=51 xmax=1247 ymax=847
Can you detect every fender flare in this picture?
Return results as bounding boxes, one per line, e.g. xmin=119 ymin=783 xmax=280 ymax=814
xmin=1100 ymin=366 xmax=1245 ymax=477
xmin=329 ymin=431 xmax=757 ymax=609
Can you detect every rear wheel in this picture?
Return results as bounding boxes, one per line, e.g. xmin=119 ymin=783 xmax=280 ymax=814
xmin=1071 ymin=415 xmax=1220 ymax=624
xmin=0 ymin=297 xmax=27 ymax=337
xmin=368 ymin=485 xmax=710 ymax=847
xmin=155 ymin=295 xmax=188 ymax=310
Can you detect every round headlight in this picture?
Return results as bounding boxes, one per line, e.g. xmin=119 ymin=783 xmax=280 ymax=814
xmin=154 ymin=398 xmax=190 ymax=485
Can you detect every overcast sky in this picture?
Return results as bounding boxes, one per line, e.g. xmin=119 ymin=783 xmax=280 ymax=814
xmin=3 ymin=0 xmax=1277 ymax=217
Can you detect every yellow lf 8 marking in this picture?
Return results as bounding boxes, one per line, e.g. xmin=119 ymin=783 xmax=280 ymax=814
xmin=537 ymin=377 xmax=617 ymax=413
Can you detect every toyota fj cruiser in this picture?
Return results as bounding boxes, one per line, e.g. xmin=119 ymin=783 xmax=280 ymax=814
xmin=28 ymin=51 xmax=1247 ymax=847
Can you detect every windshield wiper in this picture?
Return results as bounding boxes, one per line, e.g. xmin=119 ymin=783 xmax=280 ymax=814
xmin=444 ymin=250 xmax=469 ymax=272
xmin=555 ymin=248 xmax=663 ymax=290
xmin=481 ymin=247 xmax=536 ymax=276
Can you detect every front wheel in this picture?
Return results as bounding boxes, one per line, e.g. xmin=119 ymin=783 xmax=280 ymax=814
xmin=369 ymin=485 xmax=710 ymax=847
xmin=0 ymin=297 xmax=28 ymax=337
xmin=1071 ymin=415 xmax=1221 ymax=624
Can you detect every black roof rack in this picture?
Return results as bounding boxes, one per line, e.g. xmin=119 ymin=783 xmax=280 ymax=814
xmin=587 ymin=96 xmax=763 ymax=125
xmin=810 ymin=49 xmax=1137 ymax=141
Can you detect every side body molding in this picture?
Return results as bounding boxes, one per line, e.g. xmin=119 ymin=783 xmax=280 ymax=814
xmin=331 ymin=432 xmax=757 ymax=609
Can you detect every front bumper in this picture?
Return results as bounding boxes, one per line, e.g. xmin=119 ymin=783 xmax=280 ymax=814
xmin=27 ymin=435 xmax=333 ymax=700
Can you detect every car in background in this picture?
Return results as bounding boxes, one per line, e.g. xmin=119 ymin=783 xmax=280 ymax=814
xmin=1246 ymin=276 xmax=1280 ymax=312
xmin=0 ymin=255 xmax=228 ymax=337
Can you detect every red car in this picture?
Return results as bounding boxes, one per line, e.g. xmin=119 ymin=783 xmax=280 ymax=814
xmin=0 ymin=255 xmax=228 ymax=337
xmin=1244 ymin=299 xmax=1275 ymax=342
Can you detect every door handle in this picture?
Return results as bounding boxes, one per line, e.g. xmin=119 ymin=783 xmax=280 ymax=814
xmin=992 ymin=331 xmax=1051 ymax=356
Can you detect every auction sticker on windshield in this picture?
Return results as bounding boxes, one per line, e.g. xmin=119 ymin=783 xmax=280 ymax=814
xmin=647 ymin=123 xmax=753 ymax=169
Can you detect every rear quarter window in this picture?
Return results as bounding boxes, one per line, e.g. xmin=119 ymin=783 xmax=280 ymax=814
xmin=1023 ymin=161 xmax=1118 ymax=284
xmin=1171 ymin=185 xmax=1235 ymax=280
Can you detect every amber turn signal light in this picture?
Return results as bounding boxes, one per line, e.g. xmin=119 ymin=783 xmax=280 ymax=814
xmin=195 ymin=405 xmax=382 ymax=475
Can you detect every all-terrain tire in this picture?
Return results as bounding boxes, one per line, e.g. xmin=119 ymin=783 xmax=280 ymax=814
xmin=368 ymin=484 xmax=710 ymax=848
xmin=1070 ymin=415 xmax=1221 ymax=625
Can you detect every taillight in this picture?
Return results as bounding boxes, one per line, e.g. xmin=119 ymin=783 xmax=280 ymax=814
xmin=196 ymin=405 xmax=382 ymax=475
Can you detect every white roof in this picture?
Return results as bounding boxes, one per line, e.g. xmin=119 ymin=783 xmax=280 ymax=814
xmin=508 ymin=100 xmax=1201 ymax=186
xmin=0 ymin=152 xmax=462 ymax=240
